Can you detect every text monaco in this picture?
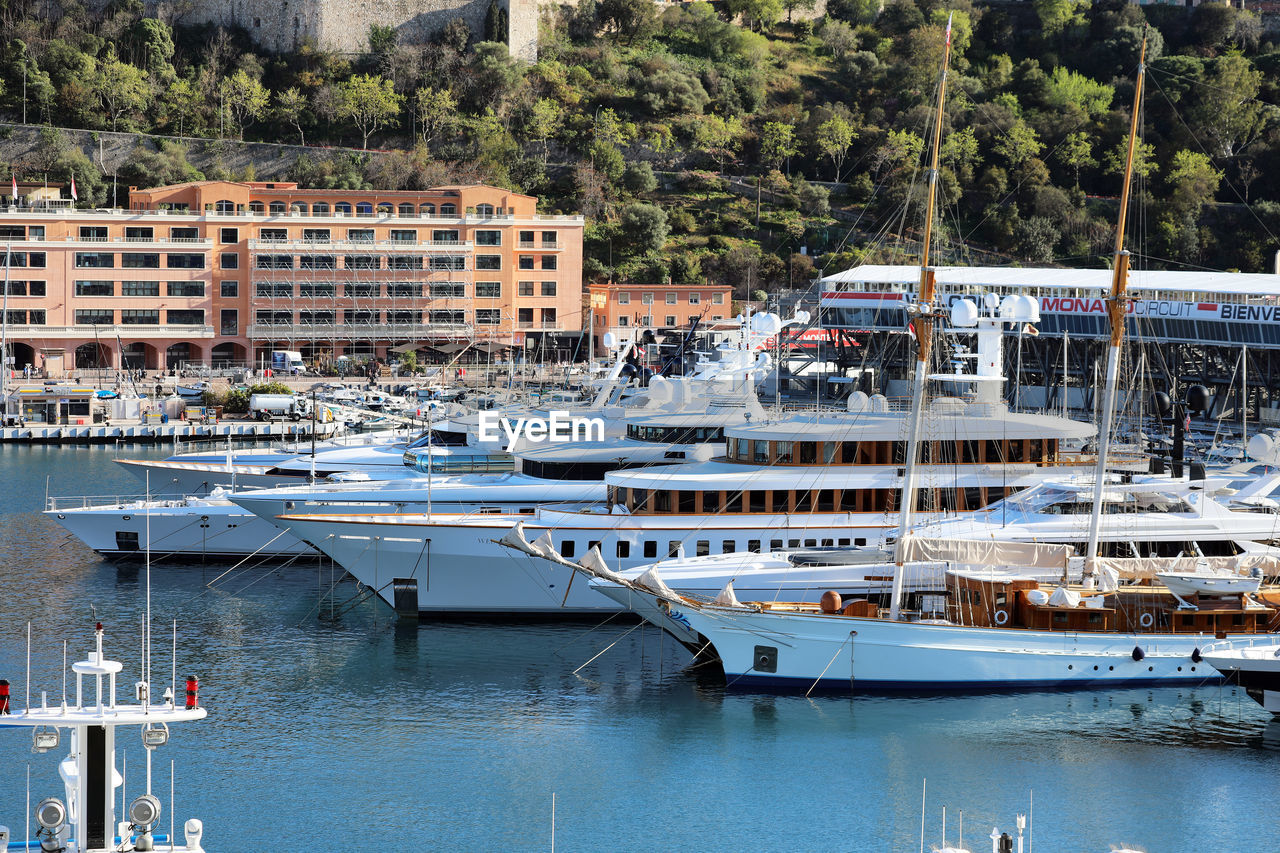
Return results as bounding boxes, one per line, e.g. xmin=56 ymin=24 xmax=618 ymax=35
xmin=477 ymin=411 xmax=606 ymax=452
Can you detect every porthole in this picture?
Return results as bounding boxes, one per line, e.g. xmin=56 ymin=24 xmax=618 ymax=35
xmin=1067 ymin=665 xmax=1073 ymax=670
xmin=1177 ymin=666 xmax=1182 ymax=671
xmin=122 ymin=514 xmax=132 ymax=521
xmin=1108 ymin=666 xmax=1114 ymax=671
xmin=1148 ymin=666 xmax=1153 ymax=671
xmin=1093 ymin=665 xmax=1098 ymax=671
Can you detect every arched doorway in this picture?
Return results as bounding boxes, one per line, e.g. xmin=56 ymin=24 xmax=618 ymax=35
xmin=211 ymin=342 xmax=246 ymax=367
xmin=74 ymin=342 xmax=112 ymax=370
xmin=7 ymin=342 xmax=35 ymax=378
xmin=165 ymin=342 xmax=192 ymax=370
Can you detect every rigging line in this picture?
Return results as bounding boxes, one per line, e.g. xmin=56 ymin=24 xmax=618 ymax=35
xmin=805 ymin=632 xmax=853 ymax=698
xmin=571 ymin=619 xmax=647 ymax=676
xmin=224 ymin=550 xmax=310 ymax=598
xmin=548 ymin=608 xmax=628 ymax=658
xmin=1143 ymin=70 xmax=1280 ymax=244
xmin=201 ymin=527 xmax=294 ymax=588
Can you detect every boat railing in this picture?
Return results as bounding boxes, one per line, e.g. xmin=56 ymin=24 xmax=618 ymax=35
xmin=46 ymin=494 xmax=201 ymax=511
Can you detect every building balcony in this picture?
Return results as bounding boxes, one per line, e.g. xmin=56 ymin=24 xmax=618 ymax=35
xmin=5 ymin=324 xmax=216 ymax=339
xmin=517 ymin=321 xmax=563 ymax=330
xmin=246 ymin=322 xmax=473 ymax=341
xmin=516 ymin=241 xmax=563 ymax=251
xmin=17 ymin=236 xmax=213 ymax=247
xmin=248 ymin=239 xmax=473 ymax=252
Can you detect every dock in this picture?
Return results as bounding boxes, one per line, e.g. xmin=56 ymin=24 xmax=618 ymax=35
xmin=0 ymin=418 xmax=345 ymax=444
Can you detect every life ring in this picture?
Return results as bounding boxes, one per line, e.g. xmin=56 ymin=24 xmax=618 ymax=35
xmin=1139 ymin=612 xmax=1154 ymax=628
xmin=994 ymin=610 xmax=1009 ymax=625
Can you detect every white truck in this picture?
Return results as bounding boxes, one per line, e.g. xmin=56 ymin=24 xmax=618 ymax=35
xmin=271 ymin=350 xmax=306 ymax=375
xmin=248 ymin=393 xmax=313 ymax=421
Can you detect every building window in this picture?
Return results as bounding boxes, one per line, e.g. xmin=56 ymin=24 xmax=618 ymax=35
xmin=387 ymin=309 xmax=418 ymax=324
xmin=349 ymin=229 xmax=375 ymax=242
xmin=4 ymin=310 xmax=24 ymax=324
xmin=298 ymin=255 xmax=335 ymax=270
xmin=429 ymin=256 xmax=466 ymax=271
xmin=121 ymin=281 xmax=160 ymax=297
xmin=170 ymin=227 xmax=199 ymax=240
xmin=299 ymin=310 xmax=334 ymax=324
xmin=220 ymin=252 xmax=239 ymax=270
xmin=121 ymin=309 xmax=160 ymax=325
xmin=339 ymin=309 xmax=374 ymax=324
xmin=344 ymin=282 xmax=381 ymax=298
xmin=27 ymin=309 xmax=45 ymax=324
xmin=124 ymin=226 xmax=153 ymax=241
xmin=79 ymin=226 xmax=108 ymax=241
xmin=475 ymin=203 xmax=494 ymax=216
xmin=386 ymin=282 xmax=422 ymax=297
xmin=220 ymin=228 xmax=239 ymax=243
xmin=397 ymin=202 xmax=415 ymax=216
xmin=518 ymin=307 xmax=533 ymax=326
xmin=519 ymin=230 xmax=534 ymax=245
xmin=312 ymin=202 xmax=330 ymax=215
xmin=688 ymin=293 xmax=700 ymax=304
xmin=389 ymin=229 xmax=416 ymax=243
xmin=255 ymin=310 xmax=292 ymax=324
xmin=617 ymin=316 xmax=629 ymax=327
xmin=642 ymin=292 xmax=654 ymax=305
xmin=519 ymin=255 xmax=534 ymax=270
xmin=542 ymin=231 xmax=557 ymax=246
xmin=75 ymin=252 xmax=114 ymax=268
xmin=712 ymin=292 xmax=725 ymax=304
xmin=220 ymin=280 xmax=238 ymax=297
xmin=418 ymin=203 xmax=435 ymax=216
xmin=541 ymin=281 xmax=556 ymax=297
xmin=220 ymin=309 xmax=238 ymax=335
xmin=476 ymin=281 xmax=501 ymax=298
xmin=430 ymin=282 xmax=466 ymax=298
xmin=518 ymin=281 xmax=534 ymax=296
xmin=255 ymin=281 xmax=293 ymax=297
xmin=389 ymin=256 xmax=423 ymax=270
xmin=475 ymin=230 xmax=501 ymax=246
xmin=303 ymin=228 xmax=331 ymax=243
xmin=665 ymin=292 xmax=677 ymax=304
xmin=75 ymin=309 xmax=113 ymax=324
xmin=432 ymin=229 xmax=459 ymax=243
xmin=75 ymin=280 xmax=114 ymax=296
xmin=476 ymin=255 xmax=501 ymax=270
xmin=618 ymin=292 xmax=630 ymax=305
xmin=476 ymin=309 xmax=501 ymax=325
xmin=168 ymin=281 xmax=205 ymax=297
xmin=665 ymin=315 xmax=676 ymax=326
xmin=168 ymin=309 xmax=205 ymax=325
xmin=542 ymin=256 xmax=557 ymax=270
xmin=167 ymin=253 xmax=204 ymax=269
xmin=255 ymin=254 xmax=293 ymax=269
xmin=299 ymin=282 xmax=335 ymax=298
xmin=344 ymin=255 xmax=379 ymax=270
xmin=439 ymin=203 xmax=456 ymax=216
xmin=122 ymin=253 xmax=160 ymax=269
xmin=259 ymin=228 xmax=287 ymax=243
xmin=432 ymin=309 xmax=465 ymax=324
xmin=541 ymin=308 xmax=557 ymax=327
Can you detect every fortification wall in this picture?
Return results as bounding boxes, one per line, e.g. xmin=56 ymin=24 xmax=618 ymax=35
xmin=143 ymin=0 xmax=539 ymax=61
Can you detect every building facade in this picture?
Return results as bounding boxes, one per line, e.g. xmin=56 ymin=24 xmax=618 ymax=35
xmin=587 ymin=282 xmax=734 ymax=348
xmin=1 ymin=180 xmax=583 ymax=376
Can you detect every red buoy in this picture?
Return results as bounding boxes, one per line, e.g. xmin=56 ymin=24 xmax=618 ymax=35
xmin=0 ymin=679 xmax=9 ymax=714
xmin=185 ymin=676 xmax=199 ymax=710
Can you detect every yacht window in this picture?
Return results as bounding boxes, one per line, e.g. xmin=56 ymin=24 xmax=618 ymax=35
xmin=804 ymin=539 xmax=817 ymax=548
xmin=753 ymin=441 xmax=769 ymax=464
xmin=794 ymin=490 xmax=812 ymax=512
xmin=838 ymin=538 xmax=851 ymax=547
xmin=655 ymin=491 xmax=671 ymax=512
xmin=617 ymin=541 xmax=630 ymax=558
xmin=840 ymin=490 xmax=858 ymax=512
xmin=724 ymin=492 xmax=742 ymax=513
xmin=822 ymin=538 xmax=834 ymax=547
xmin=770 ymin=539 xmax=783 ymax=550
xmin=823 ymin=443 xmax=838 ymax=464
xmin=696 ymin=540 xmax=710 ymax=556
xmin=588 ymin=540 xmax=601 ymax=553
xmin=798 ymin=442 xmax=818 ymax=464
xmin=644 ymin=540 xmax=657 ymax=558
xmin=774 ymin=441 xmax=793 ymax=464
xmin=855 ymin=538 xmax=866 ymax=546
xmin=816 ymin=490 xmax=835 ymax=511
xmin=841 ymin=441 xmax=858 ymax=464
xmin=748 ymin=539 xmax=761 ymax=553
xmin=560 ymin=540 xmax=576 ymax=558
xmin=749 ymin=492 xmax=766 ymax=513
xmin=679 ymin=491 xmax=696 ymax=513
xmin=787 ymin=539 xmax=800 ymax=548
xmin=702 ymin=491 xmax=720 ymax=512
xmin=722 ymin=539 xmax=735 ymax=554
xmin=668 ymin=541 xmax=681 ymax=558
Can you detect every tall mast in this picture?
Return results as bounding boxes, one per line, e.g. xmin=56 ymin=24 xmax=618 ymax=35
xmin=1084 ymin=33 xmax=1147 ymax=578
xmin=890 ymin=14 xmax=953 ymax=621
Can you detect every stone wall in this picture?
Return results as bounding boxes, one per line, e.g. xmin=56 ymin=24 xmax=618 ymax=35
xmin=130 ymin=0 xmax=540 ymax=61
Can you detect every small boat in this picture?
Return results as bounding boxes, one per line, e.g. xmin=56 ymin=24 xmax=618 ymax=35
xmin=1157 ymin=566 xmax=1262 ymax=599
xmin=175 ymin=382 xmax=210 ymax=399
xmin=1202 ymin=642 xmax=1280 ymax=713
xmin=0 ymin=623 xmax=209 ymax=851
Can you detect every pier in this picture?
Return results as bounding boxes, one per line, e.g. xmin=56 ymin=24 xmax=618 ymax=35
xmin=0 ymin=418 xmax=344 ymax=444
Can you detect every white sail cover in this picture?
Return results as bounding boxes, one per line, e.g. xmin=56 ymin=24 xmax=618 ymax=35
xmin=633 ymin=566 xmax=680 ymax=601
xmin=1047 ymin=586 xmax=1082 ymax=608
xmin=1093 ymin=554 xmax=1280 ymax=579
xmin=900 ymin=536 xmax=1071 ymax=570
xmin=712 ymin=581 xmax=742 ymax=607
xmin=529 ymin=531 xmax=556 ymax=558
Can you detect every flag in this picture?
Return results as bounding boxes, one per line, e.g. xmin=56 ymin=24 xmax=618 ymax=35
xmin=70 ymin=174 xmax=78 ymax=201
xmin=10 ymin=174 xmax=16 ymax=201
xmin=906 ymin=321 xmax=917 ymax=341
xmin=1023 ymin=323 xmax=1039 ymax=337
xmin=1184 ymin=414 xmax=1191 ymax=432
xmin=944 ymin=12 xmax=953 ymax=45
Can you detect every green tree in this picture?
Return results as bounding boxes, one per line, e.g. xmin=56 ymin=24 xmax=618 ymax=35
xmin=1033 ymin=0 xmax=1087 ymax=38
xmin=993 ymin=119 xmax=1043 ymax=169
xmin=1103 ymin=139 xmax=1157 ymax=180
xmin=871 ymin=128 xmax=923 ymax=182
xmin=95 ymin=52 xmax=149 ymax=131
xmin=621 ymin=161 xmax=657 ymax=194
xmin=220 ymin=69 xmax=269 ymax=139
xmin=1056 ymin=131 xmax=1095 ymax=187
xmin=815 ymin=114 xmax=855 ymax=180
xmin=130 ymin=18 xmax=174 ymax=76
xmin=760 ymin=121 xmax=797 ymax=172
xmin=725 ymin=0 xmax=784 ymax=32
xmin=525 ymin=97 xmax=562 ymax=165
xmin=1191 ymin=52 xmax=1265 ymax=159
xmin=820 ymin=19 xmax=857 ymax=60
xmin=693 ymin=114 xmax=745 ymax=173
xmin=597 ymin=0 xmax=658 ymax=44
xmin=336 ymin=74 xmax=404 ymax=149
xmin=940 ymin=126 xmax=981 ymax=186
xmin=1043 ymin=67 xmax=1113 ymax=119
xmin=1165 ymin=149 xmax=1222 ymax=219
xmin=158 ymin=77 xmax=204 ymax=137
xmin=275 ymin=87 xmax=308 ymax=146
xmin=484 ymin=0 xmax=509 ymax=42
xmin=414 ymin=87 xmax=458 ymax=147
xmin=619 ymin=202 xmax=670 ymax=255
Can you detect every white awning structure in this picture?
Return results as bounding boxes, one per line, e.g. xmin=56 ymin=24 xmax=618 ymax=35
xmin=900 ymin=536 xmax=1072 ymax=570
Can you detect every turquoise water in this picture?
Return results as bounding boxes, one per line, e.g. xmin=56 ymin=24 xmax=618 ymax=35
xmin=1 ymin=445 xmax=1279 ymax=851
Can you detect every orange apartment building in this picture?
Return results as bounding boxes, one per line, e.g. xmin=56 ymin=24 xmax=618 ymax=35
xmin=0 ymin=180 xmax=584 ymax=375
xmin=587 ymin=281 xmax=734 ymax=349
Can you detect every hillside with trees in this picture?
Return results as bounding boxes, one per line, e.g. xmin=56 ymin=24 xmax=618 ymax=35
xmin=2 ymin=0 xmax=1279 ymax=293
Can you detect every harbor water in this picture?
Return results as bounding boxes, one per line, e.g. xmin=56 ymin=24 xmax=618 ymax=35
xmin=2 ymin=446 xmax=1279 ymax=851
